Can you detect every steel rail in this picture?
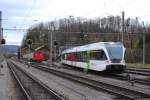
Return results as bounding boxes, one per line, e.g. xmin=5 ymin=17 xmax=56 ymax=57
xmin=32 ymin=64 xmax=150 ymax=100
xmin=9 ymin=60 xmax=66 ymax=100
xmin=125 ymin=69 xmax=150 ymax=76
xmin=7 ymin=61 xmax=32 ymax=100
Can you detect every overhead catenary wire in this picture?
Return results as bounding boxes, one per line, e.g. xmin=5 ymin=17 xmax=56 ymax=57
xmin=3 ymin=28 xmax=27 ymax=32
xmin=84 ymin=0 xmax=138 ymax=19
xmin=83 ymin=0 xmax=115 ymax=17
xmin=18 ymin=0 xmax=37 ymax=30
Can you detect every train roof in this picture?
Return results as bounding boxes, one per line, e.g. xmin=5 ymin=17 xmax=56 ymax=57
xmin=62 ymin=42 xmax=124 ymax=53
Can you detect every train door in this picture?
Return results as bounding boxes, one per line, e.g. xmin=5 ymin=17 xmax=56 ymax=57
xmin=89 ymin=50 xmax=107 ymax=71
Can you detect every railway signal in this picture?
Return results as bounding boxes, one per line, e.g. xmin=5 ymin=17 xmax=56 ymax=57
xmin=1 ymin=38 xmax=6 ymax=44
xmin=26 ymin=39 xmax=33 ymax=45
xmin=26 ymin=39 xmax=33 ymax=67
xmin=54 ymin=40 xmax=58 ymax=45
xmin=0 ymin=65 xmax=4 ymax=75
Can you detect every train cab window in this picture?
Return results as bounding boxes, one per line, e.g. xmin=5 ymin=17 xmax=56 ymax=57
xmin=90 ymin=50 xmax=107 ymax=60
xmin=100 ymin=51 xmax=107 ymax=60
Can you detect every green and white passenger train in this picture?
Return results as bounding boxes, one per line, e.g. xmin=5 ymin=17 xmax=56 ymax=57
xmin=61 ymin=42 xmax=126 ymax=73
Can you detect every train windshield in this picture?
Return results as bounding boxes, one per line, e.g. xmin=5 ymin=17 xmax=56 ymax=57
xmin=106 ymin=45 xmax=123 ymax=60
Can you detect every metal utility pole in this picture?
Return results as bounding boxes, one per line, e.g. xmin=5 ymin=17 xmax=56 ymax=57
xmin=52 ymin=21 xmax=56 ymax=62
xmin=48 ymin=23 xmax=53 ymax=67
xmin=54 ymin=26 xmax=57 ymax=62
xmin=48 ymin=28 xmax=50 ymax=66
xmin=122 ymin=11 xmax=125 ymax=43
xmin=50 ymin=30 xmax=53 ymax=65
xmin=26 ymin=39 xmax=33 ymax=67
xmin=0 ymin=11 xmax=2 ymax=41
xmin=0 ymin=11 xmax=3 ymax=75
xmin=143 ymin=32 xmax=145 ymax=65
xmin=142 ymin=22 xmax=145 ymax=65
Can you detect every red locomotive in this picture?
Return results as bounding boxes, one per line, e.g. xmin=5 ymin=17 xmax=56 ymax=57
xmin=23 ymin=45 xmax=49 ymax=62
xmin=33 ymin=45 xmax=49 ymax=62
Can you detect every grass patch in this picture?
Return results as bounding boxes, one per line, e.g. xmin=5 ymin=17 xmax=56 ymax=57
xmin=127 ymin=63 xmax=150 ymax=69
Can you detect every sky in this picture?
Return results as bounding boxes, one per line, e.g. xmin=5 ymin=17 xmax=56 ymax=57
xmin=0 ymin=0 xmax=150 ymax=45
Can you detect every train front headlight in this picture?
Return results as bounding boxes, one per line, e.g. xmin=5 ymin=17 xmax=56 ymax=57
xmin=120 ymin=60 xmax=125 ymax=63
xmin=106 ymin=60 xmax=112 ymax=63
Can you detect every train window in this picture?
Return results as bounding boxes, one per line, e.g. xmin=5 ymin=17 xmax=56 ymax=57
xmin=100 ymin=51 xmax=107 ymax=60
xmin=90 ymin=51 xmax=97 ymax=60
xmin=64 ymin=51 xmax=107 ymax=62
xmin=66 ymin=53 xmax=77 ymax=61
xmin=82 ymin=51 xmax=87 ymax=62
xmin=90 ymin=50 xmax=107 ymax=60
xmin=75 ymin=51 xmax=87 ymax=62
xmin=76 ymin=52 xmax=82 ymax=61
xmin=106 ymin=46 xmax=123 ymax=60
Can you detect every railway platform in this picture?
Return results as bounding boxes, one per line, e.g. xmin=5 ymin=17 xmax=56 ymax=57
xmin=0 ymin=60 xmax=23 ymax=100
xmin=0 ymin=61 xmax=8 ymax=100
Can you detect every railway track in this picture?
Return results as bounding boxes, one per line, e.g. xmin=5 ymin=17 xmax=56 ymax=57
xmin=7 ymin=60 xmax=66 ymax=100
xmin=55 ymin=63 xmax=150 ymax=86
xmin=16 ymin=59 xmax=150 ymax=98
xmin=29 ymin=63 xmax=150 ymax=100
xmin=128 ymin=68 xmax=150 ymax=73
xmin=109 ymin=74 xmax=150 ymax=86
xmin=125 ymin=68 xmax=150 ymax=76
xmin=51 ymin=63 xmax=150 ymax=86
xmin=18 ymin=59 xmax=150 ymax=86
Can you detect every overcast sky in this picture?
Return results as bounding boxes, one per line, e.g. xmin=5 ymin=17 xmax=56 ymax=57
xmin=0 ymin=0 xmax=150 ymax=45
